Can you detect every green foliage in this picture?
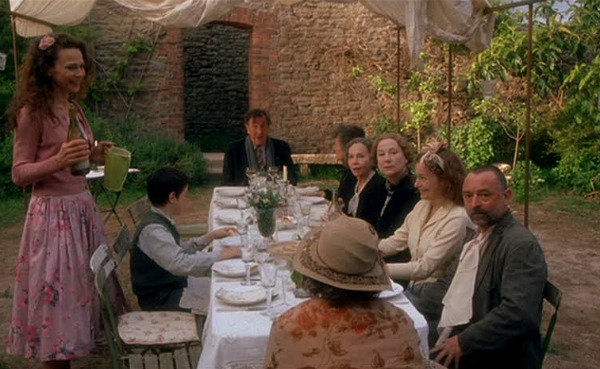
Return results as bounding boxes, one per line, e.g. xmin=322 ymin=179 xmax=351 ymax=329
xmin=194 ymin=134 xmax=238 ymax=152
xmin=370 ymin=75 xmax=396 ymax=96
xmin=373 ymin=115 xmax=400 ymax=136
xmin=125 ymin=135 xmax=208 ymax=189
xmin=450 ymin=116 xmax=496 ymax=170
xmin=550 ymin=50 xmax=600 ymax=193
xmin=305 ymin=164 xmax=343 ymax=180
xmin=0 ymin=134 xmax=20 ymax=198
xmin=89 ymin=37 xmax=154 ymax=103
xmin=510 ymin=162 xmax=548 ymax=203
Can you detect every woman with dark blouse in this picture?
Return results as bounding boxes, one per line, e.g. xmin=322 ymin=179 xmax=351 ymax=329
xmin=338 ymin=137 xmax=385 ymax=228
xmin=374 ymin=133 xmax=420 ymax=239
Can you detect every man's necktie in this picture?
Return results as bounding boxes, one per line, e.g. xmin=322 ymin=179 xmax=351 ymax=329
xmin=256 ymin=146 xmax=265 ymax=170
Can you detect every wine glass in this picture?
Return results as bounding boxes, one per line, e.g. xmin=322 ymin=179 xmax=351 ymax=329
xmin=267 ymin=166 xmax=280 ymax=182
xmin=240 ymin=239 xmax=256 ymax=286
xmin=299 ymin=201 xmax=311 ymax=236
xmin=260 ymin=261 xmax=278 ymax=319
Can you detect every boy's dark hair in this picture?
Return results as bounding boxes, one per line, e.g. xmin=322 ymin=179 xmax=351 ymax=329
xmin=147 ymin=167 xmax=189 ymax=206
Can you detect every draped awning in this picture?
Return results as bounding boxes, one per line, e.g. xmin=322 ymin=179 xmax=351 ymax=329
xmin=9 ymin=0 xmax=495 ymax=68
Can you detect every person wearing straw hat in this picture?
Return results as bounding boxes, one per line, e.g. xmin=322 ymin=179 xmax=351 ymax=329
xmin=264 ymin=215 xmax=425 ymax=369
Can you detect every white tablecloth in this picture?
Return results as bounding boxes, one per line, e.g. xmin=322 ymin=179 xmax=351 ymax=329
xmin=192 ymin=187 xmax=429 ymax=369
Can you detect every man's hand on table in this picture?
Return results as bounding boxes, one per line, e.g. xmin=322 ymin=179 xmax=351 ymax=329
xmin=431 ymin=335 xmax=463 ymax=369
xmin=219 ymin=247 xmax=241 ymax=260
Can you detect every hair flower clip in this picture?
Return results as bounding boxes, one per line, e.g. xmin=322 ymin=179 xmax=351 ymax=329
xmin=38 ymin=35 xmax=56 ymax=51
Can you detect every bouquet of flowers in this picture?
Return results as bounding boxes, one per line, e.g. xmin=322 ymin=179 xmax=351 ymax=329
xmin=247 ymin=186 xmax=283 ymax=210
xmin=247 ymin=186 xmax=283 ymax=238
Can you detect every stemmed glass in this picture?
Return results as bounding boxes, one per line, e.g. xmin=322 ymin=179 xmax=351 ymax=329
xmin=260 ymin=261 xmax=278 ymax=319
xmin=253 ymin=238 xmax=270 ymax=265
xmin=240 ymin=238 xmax=256 ymax=286
xmin=299 ymin=201 xmax=312 ymax=236
xmin=267 ymin=166 xmax=280 ymax=182
xmin=246 ymin=167 xmax=257 ymax=185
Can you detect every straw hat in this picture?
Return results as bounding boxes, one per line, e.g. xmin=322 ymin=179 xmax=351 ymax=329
xmin=293 ymin=215 xmax=391 ymax=292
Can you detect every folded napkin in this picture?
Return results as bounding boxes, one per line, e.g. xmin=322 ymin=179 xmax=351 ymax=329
xmin=296 ymin=186 xmax=320 ymax=196
xmin=301 ymin=196 xmax=327 ymax=205
xmin=216 ymin=215 xmax=238 ymax=225
xmin=214 ymin=198 xmax=238 ymax=209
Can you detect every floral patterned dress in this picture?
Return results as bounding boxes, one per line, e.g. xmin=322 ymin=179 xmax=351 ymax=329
xmin=7 ymin=104 xmax=106 ymax=361
xmin=264 ymin=298 xmax=425 ymax=369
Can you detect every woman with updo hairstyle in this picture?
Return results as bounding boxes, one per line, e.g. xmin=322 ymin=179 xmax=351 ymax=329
xmin=378 ymin=141 xmax=474 ymax=346
xmin=338 ymin=137 xmax=385 ymax=228
xmin=372 ymin=133 xmax=420 ymax=274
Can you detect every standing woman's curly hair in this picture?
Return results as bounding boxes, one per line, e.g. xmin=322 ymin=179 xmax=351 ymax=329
xmin=7 ymin=33 xmax=95 ymax=130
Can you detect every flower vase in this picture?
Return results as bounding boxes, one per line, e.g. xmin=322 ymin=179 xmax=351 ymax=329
xmin=256 ymin=207 xmax=276 ymax=239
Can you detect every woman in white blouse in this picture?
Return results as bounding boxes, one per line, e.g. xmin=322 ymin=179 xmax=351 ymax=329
xmin=378 ymin=141 xmax=474 ymax=346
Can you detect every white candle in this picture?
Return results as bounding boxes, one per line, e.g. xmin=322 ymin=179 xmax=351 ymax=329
xmin=283 ymin=165 xmax=288 ymax=181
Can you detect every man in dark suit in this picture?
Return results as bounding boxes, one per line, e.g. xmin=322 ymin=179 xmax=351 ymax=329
xmin=222 ymin=109 xmax=297 ymax=186
xmin=433 ymin=165 xmax=547 ymax=369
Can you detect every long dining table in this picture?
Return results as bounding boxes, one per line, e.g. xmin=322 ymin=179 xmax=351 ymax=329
xmin=185 ymin=186 xmax=429 ymax=369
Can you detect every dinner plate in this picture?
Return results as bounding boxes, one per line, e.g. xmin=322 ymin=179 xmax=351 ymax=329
xmin=217 ymin=188 xmax=246 ymax=197
xmin=215 ymin=285 xmax=279 ymax=306
xmin=212 ymin=258 xmax=254 ymax=277
xmin=379 ymin=281 xmax=404 ymax=299
xmin=214 ymin=198 xmax=238 ymax=209
xmin=269 ymin=240 xmax=300 ymax=259
xmin=215 ymin=215 xmax=238 ymax=225
xmin=295 ymin=186 xmax=320 ymax=196
xmin=301 ymin=196 xmax=327 ymax=205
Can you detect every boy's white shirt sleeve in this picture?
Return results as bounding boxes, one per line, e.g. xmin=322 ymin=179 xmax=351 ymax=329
xmin=138 ymin=224 xmax=218 ymax=277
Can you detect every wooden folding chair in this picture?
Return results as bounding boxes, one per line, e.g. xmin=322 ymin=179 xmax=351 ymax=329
xmin=539 ymin=280 xmax=562 ymax=369
xmin=126 ymin=196 xmax=151 ymax=226
xmin=91 ymin=239 xmax=201 ymax=369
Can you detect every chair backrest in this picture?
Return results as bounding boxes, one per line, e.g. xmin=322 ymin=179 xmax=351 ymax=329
xmin=126 ymin=196 xmax=151 ymax=226
xmin=540 ymin=280 xmax=562 ymax=368
xmin=113 ymin=225 xmax=131 ymax=264
xmin=90 ymin=243 xmax=111 ymax=274
xmin=91 ymin=245 xmax=126 ymax=368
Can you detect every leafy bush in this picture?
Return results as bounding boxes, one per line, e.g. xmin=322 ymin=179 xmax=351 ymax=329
xmin=0 ymin=134 xmax=20 ymax=198
xmin=451 ymin=116 xmax=497 ymax=170
xmin=127 ymin=135 xmax=208 ymax=189
xmin=510 ymin=162 xmax=548 ymax=203
xmin=86 ymin=112 xmax=208 ymax=190
xmin=193 ymin=134 xmax=239 ymax=152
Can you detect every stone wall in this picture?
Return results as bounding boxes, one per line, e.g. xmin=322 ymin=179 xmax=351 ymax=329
xmin=183 ymin=24 xmax=251 ymax=142
xmin=85 ymin=0 xmax=433 ymax=152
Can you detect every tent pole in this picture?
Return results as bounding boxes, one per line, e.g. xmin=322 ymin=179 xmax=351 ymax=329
xmin=524 ymin=3 xmax=534 ymax=228
xmin=10 ymin=10 xmax=18 ymax=87
xmin=396 ymin=27 xmax=400 ymax=129
xmin=447 ymin=44 xmax=453 ymax=147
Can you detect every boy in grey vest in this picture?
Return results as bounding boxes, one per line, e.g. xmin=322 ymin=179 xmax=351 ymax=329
xmin=131 ymin=167 xmax=240 ymax=311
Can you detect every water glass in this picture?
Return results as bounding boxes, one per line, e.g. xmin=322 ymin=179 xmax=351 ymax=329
xmin=240 ymin=241 xmax=255 ymax=286
xmin=253 ymin=238 xmax=270 ymax=265
xmin=274 ymin=258 xmax=293 ymax=306
xmin=299 ymin=202 xmax=311 ymax=236
xmin=260 ymin=261 xmax=278 ymax=319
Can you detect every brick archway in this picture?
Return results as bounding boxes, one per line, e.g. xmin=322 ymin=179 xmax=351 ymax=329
xmin=159 ymin=7 xmax=279 ymax=141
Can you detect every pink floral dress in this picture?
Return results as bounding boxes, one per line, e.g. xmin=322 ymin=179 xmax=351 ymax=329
xmin=7 ymin=104 xmax=106 ymax=361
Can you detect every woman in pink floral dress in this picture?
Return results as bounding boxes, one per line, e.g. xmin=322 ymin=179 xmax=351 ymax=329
xmin=6 ymin=33 xmax=112 ymax=369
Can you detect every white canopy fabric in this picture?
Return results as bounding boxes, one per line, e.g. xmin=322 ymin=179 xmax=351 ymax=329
xmin=9 ymin=0 xmax=495 ymax=67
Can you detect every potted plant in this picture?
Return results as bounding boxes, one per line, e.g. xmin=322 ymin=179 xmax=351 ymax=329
xmin=248 ymin=186 xmax=283 ymax=239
